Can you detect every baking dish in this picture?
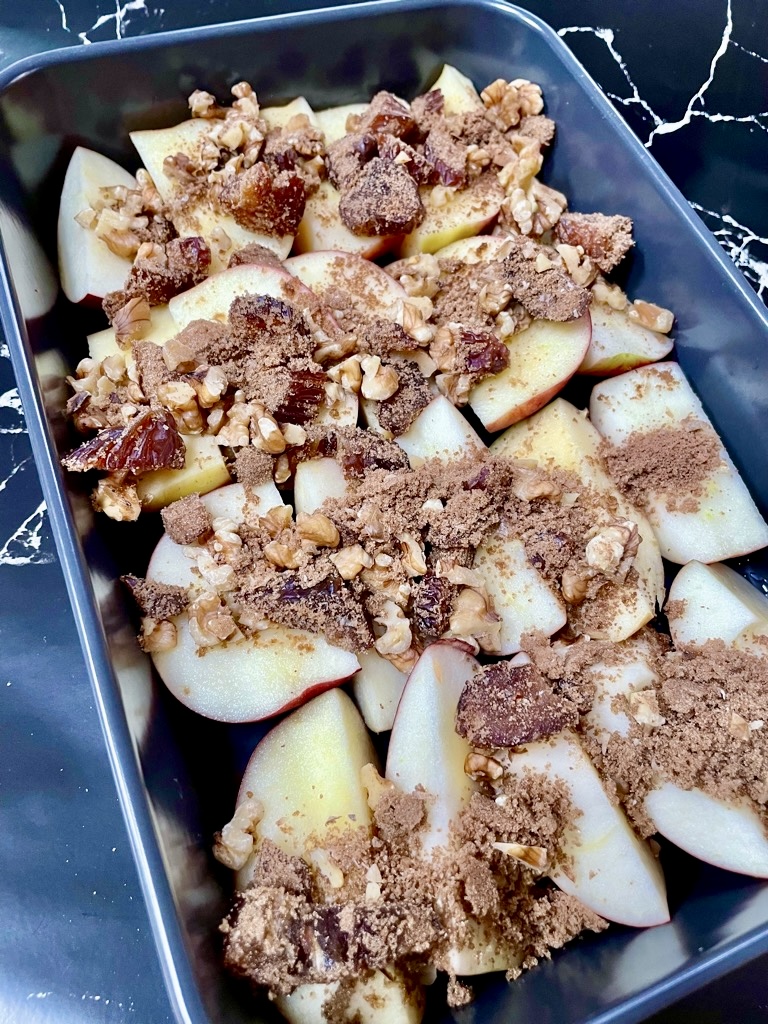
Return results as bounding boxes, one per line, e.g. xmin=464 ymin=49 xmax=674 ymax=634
xmin=1 ymin=1 xmax=768 ymax=1021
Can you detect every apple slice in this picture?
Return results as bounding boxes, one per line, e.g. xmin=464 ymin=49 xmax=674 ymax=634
xmin=668 ymin=560 xmax=768 ymax=654
xmin=578 ymin=303 xmax=674 ymax=376
xmin=137 ymin=433 xmax=231 ymax=510
xmin=432 ymin=234 xmax=510 ymax=263
xmin=285 ymin=250 xmax=408 ymax=322
xmin=584 ymin=639 xmax=768 ymax=878
xmin=474 ymin=534 xmax=566 ymax=655
xmin=294 ymin=457 xmax=347 ymax=516
xmin=294 ymin=181 xmax=403 ymax=258
xmin=231 ymin=690 xmax=423 ymax=1023
xmin=429 ymin=65 xmax=484 ymax=114
xmin=58 ymin=146 xmax=136 ymax=304
xmin=316 ymin=390 xmax=359 ymax=428
xmin=130 ymin=120 xmax=292 ymax=271
xmin=315 ymin=102 xmax=368 ymax=144
xmin=146 ymin=483 xmax=360 ymax=721
xmin=398 ymin=178 xmax=505 ymax=258
xmin=590 ymin=362 xmax=768 ymax=563
xmin=87 ymin=303 xmax=178 ymax=366
xmin=394 ymin=395 xmax=485 ymax=467
xmin=492 ymin=398 xmax=665 ymax=642
xmin=386 ymin=641 xmax=478 ymax=854
xmin=262 ymin=96 xmax=320 ymax=130
xmin=352 ymin=649 xmax=408 ymax=734
xmin=500 ymin=732 xmax=670 ymax=927
xmin=167 ymin=262 xmax=315 ymax=330
xmin=234 ymin=687 xmax=376 ymax=879
xmin=468 ymin=313 xmax=591 ymax=432
xmin=276 ymin=971 xmax=424 ymax=1024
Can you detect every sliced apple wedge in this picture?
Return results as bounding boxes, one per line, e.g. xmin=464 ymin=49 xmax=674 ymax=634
xmin=474 ymin=534 xmax=566 ymax=655
xmin=87 ymin=304 xmax=178 ymax=366
xmin=130 ymin=120 xmax=292 ymax=271
xmin=386 ymin=641 xmax=478 ymax=854
xmin=668 ymin=560 xmax=768 ymax=654
xmin=276 ymin=971 xmax=424 ymax=1024
xmin=137 ymin=433 xmax=230 ymax=510
xmin=234 ymin=687 xmax=376 ymax=881
xmin=584 ymin=640 xmax=768 ymax=878
xmin=352 ymin=649 xmax=409 ymax=734
xmin=262 ymin=96 xmax=320 ymax=130
xmin=294 ymin=180 xmax=403 ymax=258
xmin=395 ymin=395 xmax=485 ymax=467
xmin=294 ymin=457 xmax=347 ymax=516
xmin=578 ymin=303 xmax=674 ymax=376
xmin=432 ymin=234 xmax=510 ymax=263
xmin=492 ymin=398 xmax=665 ymax=641
xmin=58 ymin=146 xmax=136 ymax=304
xmin=398 ymin=178 xmax=504 ymax=258
xmin=146 ymin=483 xmax=360 ymax=721
xmin=469 ymin=313 xmax=591 ymax=432
xmin=429 ymin=64 xmax=484 ymax=114
xmin=167 ymin=262 xmax=315 ymax=329
xmin=315 ymin=102 xmax=368 ymax=144
xmin=500 ymin=732 xmax=670 ymax=927
xmin=285 ymin=250 xmax=408 ymax=322
xmin=590 ymin=362 xmax=768 ymax=563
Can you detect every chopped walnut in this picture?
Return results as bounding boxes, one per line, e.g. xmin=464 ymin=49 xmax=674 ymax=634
xmin=555 ymin=243 xmax=598 ymax=288
xmin=591 ymin=275 xmax=629 ymax=310
xmin=360 ymin=762 xmax=397 ymax=812
xmin=374 ymin=599 xmax=412 ymax=657
xmin=448 ymin=587 xmax=502 ymax=653
xmin=628 ymin=300 xmax=674 ymax=334
xmin=263 ymin=535 xmax=304 ymax=570
xmin=481 ymin=78 xmax=544 ymax=130
xmin=112 ymin=296 xmax=151 ymax=347
xmin=585 ymin=520 xmax=640 ymax=578
xmin=492 ymin=842 xmax=549 ymax=871
xmin=213 ymin=798 xmax=264 ymax=871
xmin=253 ymin=406 xmax=287 ymax=454
xmin=139 ymin=617 xmax=178 ymax=653
xmin=92 ymin=474 xmax=141 ymax=521
xmin=628 ymin=689 xmax=666 ymax=728
xmin=398 ymin=533 xmax=428 ymax=577
xmin=360 ymin=356 xmax=399 ymax=401
xmin=386 ymin=253 xmax=441 ymax=299
xmin=512 ymin=467 xmax=561 ymax=502
xmin=157 ymin=379 xmax=204 ymax=433
xmin=560 ymin=568 xmax=591 ymax=606
xmin=296 ymin=512 xmax=340 ymax=548
xmin=329 ymin=544 xmax=374 ymax=580
xmin=188 ymin=592 xmax=239 ymax=647
xmin=464 ymin=752 xmax=503 ymax=782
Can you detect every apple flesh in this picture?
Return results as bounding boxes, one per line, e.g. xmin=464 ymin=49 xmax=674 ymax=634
xmin=146 ymin=483 xmax=360 ymax=722
xmin=386 ymin=641 xmax=478 ymax=854
xmin=492 ymin=398 xmax=665 ymax=641
xmin=429 ymin=65 xmax=484 ymax=114
xmin=315 ymin=102 xmax=368 ymax=144
xmin=294 ymin=457 xmax=347 ymax=516
xmin=276 ymin=971 xmax=424 ymax=1024
xmin=578 ymin=303 xmax=674 ymax=376
xmin=167 ymin=262 xmax=316 ymax=330
xmin=667 ymin=560 xmax=768 ymax=654
xmin=130 ymin=120 xmax=292 ymax=271
xmin=136 ymin=433 xmax=231 ymax=510
xmin=285 ymin=250 xmax=409 ymax=322
xmin=58 ymin=146 xmax=136 ymax=304
xmin=294 ymin=180 xmax=403 ymax=259
xmin=431 ymin=234 xmax=510 ymax=263
xmin=398 ymin=179 xmax=504 ymax=258
xmin=584 ymin=640 xmax=768 ymax=878
xmin=87 ymin=304 xmax=178 ymax=366
xmin=262 ymin=96 xmax=320 ymax=130
xmin=393 ymin=395 xmax=485 ymax=467
xmin=469 ymin=313 xmax=592 ymax=432
xmin=590 ymin=362 xmax=768 ymax=563
xmin=473 ymin=534 xmax=566 ymax=655
xmin=352 ymin=648 xmax=409 ymax=734
xmin=500 ymin=732 xmax=670 ymax=927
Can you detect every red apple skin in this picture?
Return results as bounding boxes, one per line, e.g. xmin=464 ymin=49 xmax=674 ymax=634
xmin=483 ymin=376 xmax=580 ymax=433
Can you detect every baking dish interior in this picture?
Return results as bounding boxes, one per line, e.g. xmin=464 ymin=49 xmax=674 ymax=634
xmin=1 ymin=2 xmax=768 ymax=1022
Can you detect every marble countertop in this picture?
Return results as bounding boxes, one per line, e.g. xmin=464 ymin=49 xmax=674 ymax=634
xmin=1 ymin=2 xmax=767 ymax=1022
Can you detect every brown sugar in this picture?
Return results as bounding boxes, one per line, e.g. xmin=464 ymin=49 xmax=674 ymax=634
xmin=233 ymin=447 xmax=273 ymax=487
xmin=504 ymin=238 xmax=591 ymax=321
xmin=338 ymin=158 xmax=425 ymax=236
xmin=122 ymin=575 xmax=188 ymax=619
xmin=555 ymin=212 xmax=634 ymax=273
xmin=160 ymin=492 xmax=213 ymax=545
xmin=376 ymin=360 xmax=434 ymax=435
xmin=455 ymin=662 xmax=579 ymax=748
xmin=601 ymin=417 xmax=724 ymax=513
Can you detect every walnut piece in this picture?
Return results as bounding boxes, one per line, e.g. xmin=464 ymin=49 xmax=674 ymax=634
xmin=213 ymin=798 xmax=264 ymax=870
xmin=91 ymin=474 xmax=142 ymax=521
xmin=628 ymin=300 xmax=674 ymax=334
xmin=360 ymin=356 xmax=399 ymax=401
xmin=296 ymin=512 xmax=340 ymax=548
xmin=492 ymin=842 xmax=549 ymax=871
xmin=481 ymin=78 xmax=544 ymax=130
xmin=464 ymin=752 xmax=504 ymax=782
xmin=374 ymin=599 xmax=412 ymax=656
xmin=188 ymin=592 xmax=238 ymax=647
xmin=628 ymin=689 xmax=666 ymax=728
xmin=329 ymin=544 xmax=374 ymax=580
xmin=140 ymin=617 xmax=178 ymax=653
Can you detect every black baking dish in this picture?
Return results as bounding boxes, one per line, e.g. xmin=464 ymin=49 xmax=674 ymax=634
xmin=2 ymin=1 xmax=768 ymax=1021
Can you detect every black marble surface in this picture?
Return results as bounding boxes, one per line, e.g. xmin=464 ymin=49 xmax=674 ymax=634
xmin=1 ymin=1 xmax=767 ymax=1022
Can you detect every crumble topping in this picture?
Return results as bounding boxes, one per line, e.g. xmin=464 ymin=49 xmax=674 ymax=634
xmin=503 ymin=237 xmax=591 ymax=321
xmin=160 ymin=493 xmax=213 ymax=545
xmin=555 ymin=212 xmax=634 ymax=274
xmin=338 ymin=157 xmax=425 ymax=235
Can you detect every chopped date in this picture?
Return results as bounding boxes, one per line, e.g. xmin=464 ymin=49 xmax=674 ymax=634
xmin=358 ymin=91 xmax=416 ymax=139
xmin=62 ymin=408 xmax=185 ymax=474
xmin=219 ymin=163 xmax=306 ymax=237
xmin=271 ymin=370 xmax=328 ymax=425
xmin=412 ymin=574 xmax=454 ymax=639
xmin=229 ymin=293 xmax=308 ymax=340
xmin=459 ymin=329 xmax=509 ymax=377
